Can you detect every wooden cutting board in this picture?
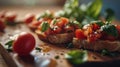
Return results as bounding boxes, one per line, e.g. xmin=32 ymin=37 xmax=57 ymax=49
xmin=0 ymin=24 xmax=120 ymax=67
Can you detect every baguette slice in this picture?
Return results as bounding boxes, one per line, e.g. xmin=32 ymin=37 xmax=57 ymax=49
xmin=35 ymin=30 xmax=74 ymax=44
xmin=73 ymin=38 xmax=120 ymax=52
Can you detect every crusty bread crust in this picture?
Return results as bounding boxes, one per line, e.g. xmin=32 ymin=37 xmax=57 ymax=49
xmin=73 ymin=38 xmax=120 ymax=52
xmin=35 ymin=30 xmax=74 ymax=44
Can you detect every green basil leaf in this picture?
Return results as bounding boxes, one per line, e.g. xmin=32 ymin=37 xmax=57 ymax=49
xmin=5 ymin=40 xmax=14 ymax=48
xmin=39 ymin=10 xmax=53 ymax=19
xmin=105 ymin=8 xmax=115 ymax=22
xmin=69 ymin=20 xmax=82 ymax=28
xmin=65 ymin=50 xmax=88 ymax=65
xmin=5 ymin=40 xmax=14 ymax=52
xmin=86 ymin=0 xmax=102 ymax=19
xmin=101 ymin=24 xmax=118 ymax=37
xmin=41 ymin=21 xmax=49 ymax=32
xmin=94 ymin=21 xmax=105 ymax=26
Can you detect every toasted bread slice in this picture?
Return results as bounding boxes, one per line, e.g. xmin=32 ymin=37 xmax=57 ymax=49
xmin=35 ymin=30 xmax=74 ymax=44
xmin=73 ymin=38 xmax=120 ymax=52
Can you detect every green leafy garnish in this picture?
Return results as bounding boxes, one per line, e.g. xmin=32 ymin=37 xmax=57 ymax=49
xmin=65 ymin=50 xmax=88 ymax=65
xmin=35 ymin=47 xmax=42 ymax=52
xmin=37 ymin=10 xmax=53 ymax=20
xmin=69 ymin=20 xmax=82 ymax=28
xmin=101 ymin=49 xmax=119 ymax=57
xmin=41 ymin=21 xmax=49 ymax=32
xmin=93 ymin=21 xmax=105 ymax=26
xmin=51 ymin=18 xmax=59 ymax=25
xmin=5 ymin=40 xmax=14 ymax=52
xmin=105 ymin=8 xmax=115 ymax=22
xmin=86 ymin=0 xmax=102 ymax=19
xmin=101 ymin=24 xmax=118 ymax=37
xmin=57 ymin=0 xmax=103 ymax=24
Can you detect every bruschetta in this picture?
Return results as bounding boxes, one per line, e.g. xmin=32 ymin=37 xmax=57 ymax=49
xmin=73 ymin=21 xmax=120 ymax=52
xmin=35 ymin=17 xmax=80 ymax=44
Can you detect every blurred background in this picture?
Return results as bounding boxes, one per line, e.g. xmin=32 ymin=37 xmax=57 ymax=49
xmin=0 ymin=0 xmax=120 ymax=20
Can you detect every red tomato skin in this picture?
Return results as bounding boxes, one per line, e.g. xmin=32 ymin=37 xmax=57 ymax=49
xmin=5 ymin=14 xmax=17 ymax=22
xmin=0 ymin=19 xmax=6 ymax=32
xmin=116 ymin=25 xmax=120 ymax=34
xmin=56 ymin=17 xmax=69 ymax=28
xmin=75 ymin=29 xmax=86 ymax=40
xmin=24 ymin=14 xmax=35 ymax=24
xmin=13 ymin=32 xmax=35 ymax=56
xmin=92 ymin=23 xmax=100 ymax=31
xmin=52 ymin=26 xmax=62 ymax=34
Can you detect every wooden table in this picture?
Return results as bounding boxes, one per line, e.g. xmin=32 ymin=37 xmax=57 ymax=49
xmin=0 ymin=6 xmax=120 ymax=67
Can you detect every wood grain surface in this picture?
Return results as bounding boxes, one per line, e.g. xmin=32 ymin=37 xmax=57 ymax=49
xmin=0 ymin=6 xmax=120 ymax=67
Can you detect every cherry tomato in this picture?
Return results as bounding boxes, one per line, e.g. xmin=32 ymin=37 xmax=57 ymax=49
xmin=0 ymin=11 xmax=6 ymax=18
xmin=75 ymin=29 xmax=86 ymax=40
xmin=24 ymin=14 xmax=35 ymax=24
xmin=5 ymin=13 xmax=17 ymax=22
xmin=13 ymin=32 xmax=35 ymax=56
xmin=0 ymin=19 xmax=6 ymax=32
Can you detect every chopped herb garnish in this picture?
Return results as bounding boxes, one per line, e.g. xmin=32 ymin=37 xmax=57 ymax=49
xmin=101 ymin=49 xmax=119 ymax=57
xmin=69 ymin=20 xmax=82 ymax=28
xmin=5 ymin=40 xmax=14 ymax=52
xmin=35 ymin=47 xmax=42 ymax=52
xmin=65 ymin=50 xmax=88 ymax=65
xmin=105 ymin=8 xmax=115 ymax=22
xmin=101 ymin=24 xmax=118 ymax=37
xmin=94 ymin=21 xmax=105 ymax=27
xmin=55 ymin=55 xmax=60 ymax=59
xmin=41 ymin=21 xmax=49 ymax=32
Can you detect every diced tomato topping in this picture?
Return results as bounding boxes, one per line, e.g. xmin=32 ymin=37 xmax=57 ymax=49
xmin=87 ymin=32 xmax=101 ymax=42
xmin=56 ymin=17 xmax=69 ymax=28
xmin=52 ymin=26 xmax=62 ymax=34
xmin=44 ymin=28 xmax=53 ymax=35
xmin=84 ymin=27 xmax=93 ymax=36
xmin=92 ymin=23 xmax=100 ymax=31
xmin=75 ymin=29 xmax=86 ymax=40
xmin=64 ymin=25 xmax=74 ymax=33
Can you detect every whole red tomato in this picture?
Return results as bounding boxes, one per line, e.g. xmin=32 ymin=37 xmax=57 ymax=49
xmin=13 ymin=32 xmax=35 ymax=56
xmin=0 ymin=19 xmax=6 ymax=32
xmin=24 ymin=14 xmax=35 ymax=24
xmin=5 ymin=13 xmax=17 ymax=22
